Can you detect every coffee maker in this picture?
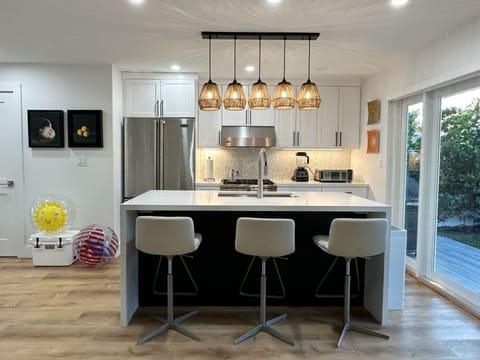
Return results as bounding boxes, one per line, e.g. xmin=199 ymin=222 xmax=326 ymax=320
xmin=292 ymin=152 xmax=310 ymax=182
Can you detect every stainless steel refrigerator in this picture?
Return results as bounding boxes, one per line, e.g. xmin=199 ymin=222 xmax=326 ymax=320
xmin=123 ymin=117 xmax=195 ymax=200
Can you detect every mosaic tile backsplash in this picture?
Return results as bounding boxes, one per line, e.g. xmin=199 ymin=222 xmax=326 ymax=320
xmin=196 ymin=148 xmax=352 ymax=181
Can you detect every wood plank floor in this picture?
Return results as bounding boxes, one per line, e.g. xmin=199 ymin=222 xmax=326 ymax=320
xmin=0 ymin=259 xmax=479 ymax=360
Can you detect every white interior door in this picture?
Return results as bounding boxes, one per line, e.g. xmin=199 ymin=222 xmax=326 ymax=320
xmin=0 ymin=83 xmax=24 ymax=256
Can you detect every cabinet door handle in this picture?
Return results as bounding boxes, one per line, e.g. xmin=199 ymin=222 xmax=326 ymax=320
xmin=246 ymin=110 xmax=249 ymax=125
xmin=218 ymin=131 xmax=221 ymax=146
xmin=292 ymin=131 xmax=296 ymax=146
xmin=296 ymin=131 xmax=300 ymax=146
xmin=160 ymin=100 xmax=164 ymax=117
xmin=155 ymin=100 xmax=159 ymax=117
xmin=335 ymin=131 xmax=338 ymax=146
xmin=339 ymin=131 xmax=342 ymax=147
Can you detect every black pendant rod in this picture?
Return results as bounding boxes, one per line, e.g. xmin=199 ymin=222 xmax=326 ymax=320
xmin=208 ymin=36 xmax=212 ymax=81
xmin=233 ymin=36 xmax=237 ymax=81
xmin=307 ymin=38 xmax=311 ymax=81
xmin=258 ymin=37 xmax=261 ymax=81
xmin=282 ymin=37 xmax=286 ymax=82
xmin=202 ymin=31 xmax=319 ymax=41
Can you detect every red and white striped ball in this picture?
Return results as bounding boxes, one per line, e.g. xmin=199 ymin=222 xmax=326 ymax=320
xmin=74 ymin=224 xmax=119 ymax=266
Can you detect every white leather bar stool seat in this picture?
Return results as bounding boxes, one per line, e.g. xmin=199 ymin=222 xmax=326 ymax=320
xmin=234 ymin=217 xmax=295 ymax=346
xmin=135 ymin=216 xmax=202 ymax=344
xmin=311 ymin=218 xmax=390 ymax=347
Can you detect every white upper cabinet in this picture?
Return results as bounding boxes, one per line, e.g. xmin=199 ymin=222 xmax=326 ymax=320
xmin=124 ymin=79 xmax=159 ymax=117
xmin=318 ymin=86 xmax=360 ymax=149
xmin=338 ymin=86 xmax=361 ymax=148
xmin=274 ymin=108 xmax=297 ymax=147
xmin=197 ymin=86 xmax=222 ymax=147
xmin=124 ymin=78 xmax=196 ymax=118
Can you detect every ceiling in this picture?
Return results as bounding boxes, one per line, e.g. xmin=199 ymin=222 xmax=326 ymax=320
xmin=1 ymin=0 xmax=480 ymax=82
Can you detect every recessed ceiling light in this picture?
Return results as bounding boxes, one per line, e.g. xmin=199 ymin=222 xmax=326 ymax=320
xmin=245 ymin=66 xmax=255 ymax=72
xmin=391 ymin=0 xmax=408 ymax=7
xmin=170 ymin=65 xmax=180 ymax=71
xmin=267 ymin=0 xmax=282 ymax=4
xmin=128 ymin=0 xmax=145 ymax=6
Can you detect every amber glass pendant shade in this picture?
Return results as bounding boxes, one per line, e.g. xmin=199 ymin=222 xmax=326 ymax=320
xmin=224 ymin=37 xmax=246 ymax=111
xmin=223 ymin=80 xmax=246 ymax=110
xmin=249 ymin=80 xmax=271 ymax=109
xmin=273 ymin=80 xmax=295 ymax=110
xmin=199 ymin=37 xmax=221 ymax=111
xmin=198 ymin=80 xmax=222 ymax=111
xmin=297 ymin=38 xmax=320 ymax=110
xmin=297 ymin=80 xmax=320 ymax=110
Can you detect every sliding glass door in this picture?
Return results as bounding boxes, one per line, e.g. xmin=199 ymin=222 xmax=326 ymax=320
xmin=390 ymin=77 xmax=480 ymax=310
xmin=433 ymin=87 xmax=480 ymax=294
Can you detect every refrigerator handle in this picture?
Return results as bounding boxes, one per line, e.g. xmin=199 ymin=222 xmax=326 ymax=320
xmin=154 ymin=120 xmax=159 ymax=189
xmin=158 ymin=119 xmax=165 ymax=189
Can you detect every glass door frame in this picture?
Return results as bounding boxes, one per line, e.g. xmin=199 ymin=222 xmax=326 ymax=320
xmin=388 ymin=76 xmax=480 ymax=314
xmin=387 ymin=94 xmax=423 ymax=272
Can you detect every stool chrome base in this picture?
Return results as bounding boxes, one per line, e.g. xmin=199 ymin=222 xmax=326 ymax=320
xmin=234 ymin=313 xmax=294 ymax=346
xmin=310 ymin=258 xmax=389 ymax=347
xmin=235 ymin=257 xmax=295 ymax=347
xmin=138 ymin=310 xmax=200 ymax=345
xmin=309 ymin=316 xmax=389 ymax=348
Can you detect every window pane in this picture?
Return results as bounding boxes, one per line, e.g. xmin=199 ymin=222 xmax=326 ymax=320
xmin=405 ymin=103 xmax=422 ymax=259
xmin=435 ymin=88 xmax=480 ymax=293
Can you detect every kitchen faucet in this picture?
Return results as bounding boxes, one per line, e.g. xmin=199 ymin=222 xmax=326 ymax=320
xmin=257 ymin=148 xmax=268 ymax=199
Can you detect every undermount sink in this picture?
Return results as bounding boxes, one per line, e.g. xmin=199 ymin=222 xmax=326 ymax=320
xmin=217 ymin=191 xmax=299 ymax=198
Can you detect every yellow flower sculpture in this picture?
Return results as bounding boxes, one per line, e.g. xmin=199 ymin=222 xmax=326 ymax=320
xmin=32 ymin=201 xmax=68 ymax=232
xmin=76 ymin=125 xmax=89 ymax=138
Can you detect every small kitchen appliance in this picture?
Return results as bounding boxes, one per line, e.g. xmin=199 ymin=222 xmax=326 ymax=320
xmin=315 ymin=169 xmax=353 ymax=183
xmin=292 ymin=152 xmax=310 ymax=182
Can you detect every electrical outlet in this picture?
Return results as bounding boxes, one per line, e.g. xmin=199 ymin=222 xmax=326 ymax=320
xmin=377 ymin=158 xmax=382 ymax=168
xmin=77 ymin=156 xmax=87 ymax=167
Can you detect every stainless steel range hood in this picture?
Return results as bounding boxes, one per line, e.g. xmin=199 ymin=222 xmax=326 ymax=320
xmin=221 ymin=126 xmax=276 ymax=148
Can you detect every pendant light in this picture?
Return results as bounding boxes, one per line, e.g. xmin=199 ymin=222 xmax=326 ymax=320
xmin=223 ymin=37 xmax=246 ymax=110
xmin=297 ymin=38 xmax=320 ymax=110
xmin=198 ymin=36 xmax=222 ymax=111
xmin=248 ymin=37 xmax=271 ymax=110
xmin=272 ymin=38 xmax=295 ymax=110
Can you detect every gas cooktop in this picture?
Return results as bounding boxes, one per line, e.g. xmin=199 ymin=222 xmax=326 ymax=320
xmin=220 ymin=179 xmax=277 ymax=191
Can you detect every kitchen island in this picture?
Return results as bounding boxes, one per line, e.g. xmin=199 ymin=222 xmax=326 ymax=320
xmin=121 ymin=190 xmax=391 ymax=326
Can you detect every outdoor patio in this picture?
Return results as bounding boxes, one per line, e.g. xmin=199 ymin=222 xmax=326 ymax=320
xmin=435 ymin=235 xmax=480 ymax=293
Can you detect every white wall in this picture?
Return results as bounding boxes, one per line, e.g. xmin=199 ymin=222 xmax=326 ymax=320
xmin=352 ymin=15 xmax=480 ymax=203
xmin=0 ymin=64 xmax=115 ymax=256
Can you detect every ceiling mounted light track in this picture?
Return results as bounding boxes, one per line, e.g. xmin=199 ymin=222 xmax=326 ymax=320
xmin=200 ymin=31 xmax=320 ymax=112
xmin=198 ymin=35 xmax=222 ymax=111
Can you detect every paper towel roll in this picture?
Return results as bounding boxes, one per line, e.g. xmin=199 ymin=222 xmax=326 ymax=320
xmin=205 ymin=157 xmax=214 ymax=181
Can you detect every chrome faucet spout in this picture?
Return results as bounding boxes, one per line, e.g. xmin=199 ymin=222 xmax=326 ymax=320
xmin=257 ymin=148 xmax=268 ymax=199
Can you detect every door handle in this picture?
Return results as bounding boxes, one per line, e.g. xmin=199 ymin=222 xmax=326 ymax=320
xmin=335 ymin=131 xmax=338 ymax=146
xmin=155 ymin=100 xmax=159 ymax=117
xmin=0 ymin=179 xmax=14 ymax=187
xmin=160 ymin=100 xmax=164 ymax=116
xmin=339 ymin=131 xmax=342 ymax=146
xmin=292 ymin=131 xmax=296 ymax=146
xmin=296 ymin=131 xmax=300 ymax=146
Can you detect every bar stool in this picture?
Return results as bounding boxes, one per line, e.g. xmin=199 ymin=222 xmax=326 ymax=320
xmin=234 ymin=217 xmax=295 ymax=346
xmin=310 ymin=218 xmax=390 ymax=347
xmin=135 ymin=216 xmax=202 ymax=344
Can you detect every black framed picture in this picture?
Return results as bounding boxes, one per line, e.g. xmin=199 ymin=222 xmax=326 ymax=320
xmin=27 ymin=110 xmax=65 ymax=148
xmin=67 ymin=110 xmax=103 ymax=148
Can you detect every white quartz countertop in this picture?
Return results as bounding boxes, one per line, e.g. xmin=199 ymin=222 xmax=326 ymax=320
xmin=122 ymin=190 xmax=389 ymax=212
